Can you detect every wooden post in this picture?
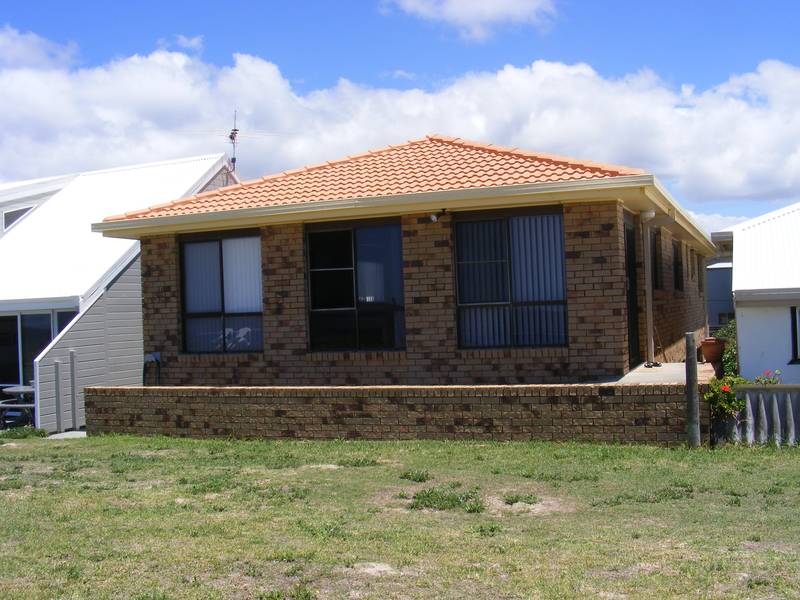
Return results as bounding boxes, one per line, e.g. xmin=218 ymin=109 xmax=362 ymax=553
xmin=685 ymin=332 xmax=701 ymax=447
xmin=69 ymin=350 xmax=78 ymax=431
xmin=54 ymin=360 xmax=62 ymax=433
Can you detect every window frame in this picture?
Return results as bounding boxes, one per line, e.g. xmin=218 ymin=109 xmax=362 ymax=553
xmin=305 ymin=218 xmax=406 ymax=352
xmin=453 ymin=207 xmax=568 ymax=350
xmin=179 ymin=229 xmax=263 ymax=354
xmin=791 ymin=307 xmax=800 ymax=364
xmin=673 ymin=240 xmax=684 ymax=292
xmin=2 ymin=206 xmax=33 ymax=232
xmin=650 ymin=228 xmax=663 ymax=290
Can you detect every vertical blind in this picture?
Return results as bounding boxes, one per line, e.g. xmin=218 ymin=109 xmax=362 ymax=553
xmin=456 ymin=213 xmax=567 ymax=348
xmin=182 ymin=235 xmax=263 ymax=353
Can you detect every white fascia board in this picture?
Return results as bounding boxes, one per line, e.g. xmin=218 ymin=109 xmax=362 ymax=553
xmin=79 ymin=243 xmax=140 ymax=310
xmin=0 ymin=297 xmax=79 ymax=312
xmin=734 ymin=288 xmax=800 ymax=304
xmin=0 ymin=174 xmax=75 ymax=204
xmin=93 ymin=175 xmax=655 ymax=236
xmin=181 ymin=155 xmax=238 ymax=198
xmin=649 ymin=177 xmax=715 ymax=254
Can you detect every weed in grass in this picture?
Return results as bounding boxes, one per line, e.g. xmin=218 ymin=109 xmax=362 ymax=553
xmin=593 ymin=483 xmax=694 ymax=507
xmin=295 ymin=519 xmax=347 ymax=540
xmin=284 ymin=563 xmax=304 ymax=577
xmin=0 ymin=478 xmax=23 ymax=491
xmin=474 ymin=523 xmax=503 ymax=537
xmin=727 ymin=496 xmax=742 ymax=507
xmin=185 ymin=473 xmax=239 ymax=495
xmin=336 ymin=457 xmax=379 ymax=467
xmin=400 ymin=469 xmax=431 ymax=483
xmin=747 ymin=577 xmax=770 ymax=590
xmin=747 ymin=534 xmax=762 ymax=542
xmin=259 ymin=584 xmax=316 ymax=600
xmin=410 ymin=484 xmax=484 ymax=513
xmin=246 ymin=485 xmax=309 ymax=503
xmin=397 ymin=491 xmax=409 ymax=499
xmin=762 ymin=481 xmax=787 ymax=495
xmin=522 ymin=470 xmax=599 ymax=483
xmin=503 ymin=493 xmax=539 ymax=506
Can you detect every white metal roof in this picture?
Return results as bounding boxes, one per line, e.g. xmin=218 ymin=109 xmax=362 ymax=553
xmin=731 ymin=200 xmax=800 ymax=301
xmin=0 ymin=154 xmax=231 ymax=310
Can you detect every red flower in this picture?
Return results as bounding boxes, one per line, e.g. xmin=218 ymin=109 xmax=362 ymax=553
xmin=764 ymin=370 xmax=772 ymax=376
xmin=720 ymin=385 xmax=731 ymax=393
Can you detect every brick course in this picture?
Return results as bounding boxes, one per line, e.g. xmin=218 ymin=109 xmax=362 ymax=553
xmin=140 ymin=201 xmax=706 ymax=386
xmin=85 ymin=384 xmax=710 ymax=446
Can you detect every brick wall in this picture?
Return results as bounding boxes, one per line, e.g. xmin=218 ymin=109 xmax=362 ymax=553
xmin=85 ymin=384 xmax=710 ymax=446
xmin=631 ymin=220 xmax=707 ymax=363
xmin=140 ymin=201 xmax=705 ymax=386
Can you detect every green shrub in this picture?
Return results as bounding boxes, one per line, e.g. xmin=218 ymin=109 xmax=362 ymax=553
xmin=713 ymin=320 xmax=739 ymax=375
xmin=704 ymin=375 xmax=749 ymax=419
xmin=0 ymin=426 xmax=48 ymax=439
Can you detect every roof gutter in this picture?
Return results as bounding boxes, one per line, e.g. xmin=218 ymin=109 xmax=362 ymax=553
xmin=734 ymin=288 xmax=800 ymax=305
xmin=92 ymin=173 xmax=715 ymax=253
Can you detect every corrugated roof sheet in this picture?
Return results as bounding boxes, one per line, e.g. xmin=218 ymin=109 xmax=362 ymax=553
xmin=0 ymin=154 xmax=227 ymax=307
xmin=105 ymin=135 xmax=646 ymax=222
xmin=732 ymin=200 xmax=800 ymax=294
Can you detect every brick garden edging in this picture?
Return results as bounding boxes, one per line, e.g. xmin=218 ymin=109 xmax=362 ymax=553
xmin=85 ymin=384 xmax=709 ymax=445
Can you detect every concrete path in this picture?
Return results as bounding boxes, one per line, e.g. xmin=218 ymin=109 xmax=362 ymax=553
xmin=616 ymin=362 xmax=715 ymax=385
xmin=47 ymin=431 xmax=87 ymax=439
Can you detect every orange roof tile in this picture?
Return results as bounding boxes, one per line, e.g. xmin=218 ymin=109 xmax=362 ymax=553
xmin=105 ymin=135 xmax=647 ymax=222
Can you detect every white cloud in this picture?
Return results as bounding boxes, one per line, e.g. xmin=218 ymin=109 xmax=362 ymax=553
xmin=1 ymin=25 xmax=800 ymax=226
xmin=688 ymin=211 xmax=748 ymax=234
xmin=388 ymin=69 xmax=416 ymax=80
xmin=0 ymin=25 xmax=76 ymax=68
xmin=175 ymin=34 xmax=203 ymax=52
xmin=385 ymin=0 xmax=556 ymax=40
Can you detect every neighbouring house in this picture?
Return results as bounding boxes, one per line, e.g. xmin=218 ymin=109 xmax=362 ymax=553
xmin=0 ymin=154 xmax=237 ymax=431
xmin=728 ymin=201 xmax=800 ymax=382
xmin=92 ymin=135 xmax=713 ymax=388
xmin=708 ymin=228 xmax=735 ymax=331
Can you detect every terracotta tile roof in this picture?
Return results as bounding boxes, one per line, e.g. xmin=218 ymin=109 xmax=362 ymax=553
xmin=105 ymin=135 xmax=647 ymax=222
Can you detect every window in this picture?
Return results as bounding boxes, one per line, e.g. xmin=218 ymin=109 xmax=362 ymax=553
xmin=56 ymin=310 xmax=78 ymax=333
xmin=697 ymin=254 xmax=705 ymax=294
xmin=307 ymin=222 xmax=405 ymax=350
xmin=673 ymin=240 xmax=684 ymax=291
xmin=650 ymin=229 xmax=662 ymax=290
xmin=20 ymin=314 xmax=51 ymax=385
xmin=181 ymin=232 xmax=263 ymax=353
xmin=0 ymin=316 xmax=18 ymax=385
xmin=455 ymin=211 xmax=567 ymax=348
xmin=3 ymin=207 xmax=32 ymax=231
xmin=792 ymin=307 xmax=800 ymax=362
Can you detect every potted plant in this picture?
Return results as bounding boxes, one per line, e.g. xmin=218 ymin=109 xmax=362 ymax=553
xmin=704 ymin=375 xmax=748 ymax=444
xmin=701 ymin=337 xmax=726 ymax=364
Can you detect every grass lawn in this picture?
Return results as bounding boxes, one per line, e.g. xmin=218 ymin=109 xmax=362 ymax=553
xmin=1 ymin=434 xmax=799 ymax=599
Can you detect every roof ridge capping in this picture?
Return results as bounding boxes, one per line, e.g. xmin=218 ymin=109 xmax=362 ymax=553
xmin=426 ymin=134 xmax=647 ymax=175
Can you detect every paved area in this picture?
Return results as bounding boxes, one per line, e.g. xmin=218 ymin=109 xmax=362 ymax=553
xmin=47 ymin=431 xmax=87 ymax=439
xmin=614 ymin=362 xmax=715 ymax=385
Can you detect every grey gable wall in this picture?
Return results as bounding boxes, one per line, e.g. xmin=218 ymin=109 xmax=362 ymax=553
xmin=36 ymin=255 xmax=143 ymax=432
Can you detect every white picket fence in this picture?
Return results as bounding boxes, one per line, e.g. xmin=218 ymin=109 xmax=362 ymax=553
xmin=725 ymin=385 xmax=800 ymax=446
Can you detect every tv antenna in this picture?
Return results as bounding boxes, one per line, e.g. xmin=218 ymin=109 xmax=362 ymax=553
xmin=229 ymin=110 xmax=239 ymax=172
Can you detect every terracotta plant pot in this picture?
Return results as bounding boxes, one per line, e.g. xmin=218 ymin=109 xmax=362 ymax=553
xmin=701 ymin=337 xmax=726 ymax=363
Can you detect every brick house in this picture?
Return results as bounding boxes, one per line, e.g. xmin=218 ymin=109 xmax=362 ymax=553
xmin=93 ymin=135 xmax=714 ymax=386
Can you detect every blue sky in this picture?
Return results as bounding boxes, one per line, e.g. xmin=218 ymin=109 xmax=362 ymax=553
xmin=2 ymin=0 xmax=800 ymax=231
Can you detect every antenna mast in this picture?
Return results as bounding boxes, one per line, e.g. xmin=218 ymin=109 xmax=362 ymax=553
xmin=228 ymin=110 xmax=239 ymax=172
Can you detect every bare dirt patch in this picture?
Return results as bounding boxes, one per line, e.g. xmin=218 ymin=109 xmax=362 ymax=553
xmin=486 ymin=494 xmax=576 ymax=516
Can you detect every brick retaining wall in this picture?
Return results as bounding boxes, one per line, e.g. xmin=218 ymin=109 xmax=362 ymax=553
xmin=85 ymin=384 xmax=710 ymax=445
